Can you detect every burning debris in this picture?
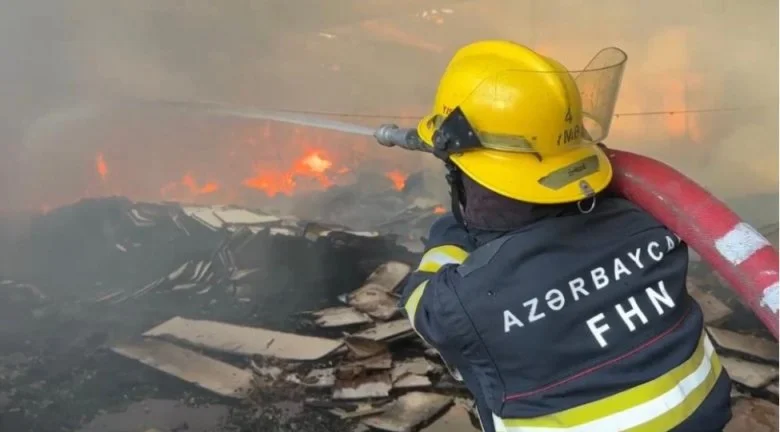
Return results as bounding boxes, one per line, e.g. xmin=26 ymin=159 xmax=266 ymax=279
xmin=0 ymin=197 xmax=776 ymax=432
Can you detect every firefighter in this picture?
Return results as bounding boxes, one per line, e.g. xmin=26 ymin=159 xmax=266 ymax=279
xmin=399 ymin=40 xmax=733 ymax=432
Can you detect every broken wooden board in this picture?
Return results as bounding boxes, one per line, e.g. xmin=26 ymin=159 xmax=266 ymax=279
xmin=687 ymin=280 xmax=732 ymax=324
xmin=348 ymin=285 xmax=399 ymax=321
xmin=363 ymin=261 xmax=411 ymax=293
xmin=330 ymin=402 xmax=388 ymax=420
xmin=111 ymin=339 xmax=252 ymax=399
xmin=337 ymin=352 xmax=393 ymax=378
xmin=312 ymin=306 xmax=373 ymax=328
xmin=354 ymin=319 xmax=413 ymax=342
xmin=286 ymin=368 xmax=336 ymax=388
xmin=344 ymin=336 xmax=390 ymax=359
xmin=393 ymin=374 xmax=432 ymax=389
xmin=333 ymin=372 xmax=393 ymax=400
xmin=422 ymin=403 xmax=479 ymax=432
xmin=725 ymin=398 xmax=779 ymax=432
xmin=391 ymin=358 xmax=439 ymax=379
xmin=391 ymin=358 xmax=438 ymax=389
xmin=143 ymin=316 xmax=343 ymax=361
xmin=707 ymin=326 xmax=779 ymax=362
xmin=721 ymin=356 xmax=779 ymax=388
xmin=362 ymin=392 xmax=453 ymax=432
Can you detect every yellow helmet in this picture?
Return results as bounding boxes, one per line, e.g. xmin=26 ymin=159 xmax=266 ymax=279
xmin=417 ymin=40 xmax=626 ymax=204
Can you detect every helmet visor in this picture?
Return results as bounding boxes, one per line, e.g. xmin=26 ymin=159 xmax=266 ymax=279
xmin=428 ymin=47 xmax=627 ymax=154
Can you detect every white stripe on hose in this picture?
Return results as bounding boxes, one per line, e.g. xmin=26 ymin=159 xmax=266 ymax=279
xmin=494 ymin=338 xmax=717 ymax=432
xmin=761 ymin=282 xmax=779 ymax=313
xmin=714 ymin=222 xmax=771 ymax=266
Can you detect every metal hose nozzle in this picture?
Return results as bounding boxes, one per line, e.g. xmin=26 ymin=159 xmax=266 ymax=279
xmin=374 ymin=124 xmax=430 ymax=152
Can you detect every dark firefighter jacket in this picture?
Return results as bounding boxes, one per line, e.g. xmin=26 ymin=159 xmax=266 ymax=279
xmin=399 ymin=196 xmax=732 ymax=432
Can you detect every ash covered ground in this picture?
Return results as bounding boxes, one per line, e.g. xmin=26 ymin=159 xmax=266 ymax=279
xmin=0 ymin=192 xmax=777 ymax=432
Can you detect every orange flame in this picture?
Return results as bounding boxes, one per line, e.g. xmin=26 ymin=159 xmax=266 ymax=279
xmin=161 ymin=173 xmax=220 ymax=200
xmin=181 ymin=174 xmax=219 ymax=195
xmin=385 ymin=170 xmax=407 ymax=191
xmin=96 ymin=153 xmax=108 ymax=181
xmin=243 ymin=149 xmax=338 ymax=196
xmin=433 ymin=205 xmax=446 ymax=214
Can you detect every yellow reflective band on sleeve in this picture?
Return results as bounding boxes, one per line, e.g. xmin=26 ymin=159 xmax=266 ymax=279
xmin=494 ymin=332 xmax=722 ymax=432
xmin=417 ymin=245 xmax=469 ymax=273
xmin=403 ymin=280 xmax=428 ymax=331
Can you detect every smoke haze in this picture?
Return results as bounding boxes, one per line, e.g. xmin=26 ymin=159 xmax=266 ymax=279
xmin=1 ymin=0 xmax=777 ymax=226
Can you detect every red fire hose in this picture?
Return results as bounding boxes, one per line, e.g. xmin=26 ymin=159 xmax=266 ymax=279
xmin=607 ymin=148 xmax=779 ymax=339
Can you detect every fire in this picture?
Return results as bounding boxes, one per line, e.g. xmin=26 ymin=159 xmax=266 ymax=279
xmin=386 ymin=170 xmax=407 ymax=191
xmin=161 ymin=173 xmax=220 ymax=200
xmin=433 ymin=205 xmax=446 ymax=214
xmin=242 ymin=169 xmax=296 ymax=197
xmin=243 ymin=149 xmax=340 ymax=197
xmin=96 ymin=153 xmax=108 ymax=181
xmin=300 ymin=151 xmax=332 ymax=173
xmin=181 ymin=174 xmax=219 ymax=195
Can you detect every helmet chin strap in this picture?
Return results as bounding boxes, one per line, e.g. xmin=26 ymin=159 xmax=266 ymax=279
xmin=444 ymin=161 xmax=468 ymax=227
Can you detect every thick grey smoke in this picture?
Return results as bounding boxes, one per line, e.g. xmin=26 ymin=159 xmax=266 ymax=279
xmin=2 ymin=0 xmax=777 ymax=226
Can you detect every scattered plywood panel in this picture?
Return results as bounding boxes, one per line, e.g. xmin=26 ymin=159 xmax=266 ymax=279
xmin=312 ymin=307 xmax=373 ymax=328
xmin=391 ymin=358 xmax=438 ymax=389
xmin=333 ymin=372 xmax=393 ymax=400
xmin=362 ymin=392 xmax=453 ymax=432
xmin=330 ymin=403 xmax=387 ymax=420
xmin=348 ymin=285 xmax=399 ymax=321
xmin=338 ymin=352 xmax=394 ymax=378
xmin=766 ymin=381 xmax=778 ymax=396
xmin=707 ymin=327 xmax=779 ymax=362
xmin=393 ymin=374 xmax=432 ymax=389
xmin=143 ymin=316 xmax=343 ymax=361
xmin=344 ymin=337 xmax=390 ymax=359
xmin=721 ymin=356 xmax=779 ymax=388
xmin=422 ymin=403 xmax=479 ymax=432
xmin=354 ymin=319 xmax=413 ymax=342
xmin=391 ymin=358 xmax=439 ymax=378
xmin=688 ymin=281 xmax=732 ymax=324
xmin=725 ymin=398 xmax=779 ymax=432
xmin=363 ymin=262 xmax=411 ymax=293
xmin=110 ymin=339 xmax=252 ymax=399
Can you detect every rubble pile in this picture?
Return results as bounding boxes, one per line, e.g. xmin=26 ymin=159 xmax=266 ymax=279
xmin=0 ymin=196 xmax=776 ymax=432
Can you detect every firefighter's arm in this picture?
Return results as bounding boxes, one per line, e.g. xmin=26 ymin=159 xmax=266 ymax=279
xmin=398 ymin=214 xmax=473 ymax=348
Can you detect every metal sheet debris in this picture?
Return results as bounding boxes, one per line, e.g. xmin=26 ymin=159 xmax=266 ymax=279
xmin=721 ymin=356 xmax=779 ymax=388
xmin=707 ymin=326 xmax=779 ymax=362
xmin=354 ymin=319 xmax=413 ymax=341
xmin=362 ymin=392 xmax=453 ymax=432
xmin=181 ymin=207 xmax=225 ymax=230
xmin=110 ymin=339 xmax=252 ymax=398
xmin=312 ymin=306 xmax=373 ymax=328
xmin=212 ymin=208 xmax=280 ymax=225
xmin=143 ymin=316 xmax=343 ymax=360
